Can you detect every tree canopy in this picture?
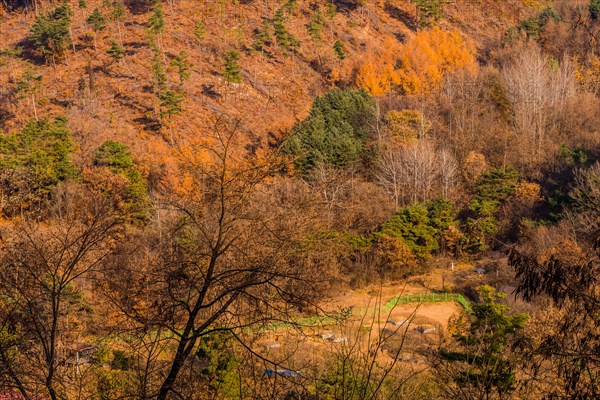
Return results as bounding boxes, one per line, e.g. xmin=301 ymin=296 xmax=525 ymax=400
xmin=0 ymin=116 xmax=77 ymax=213
xmin=29 ymin=2 xmax=72 ymax=61
xmin=284 ymin=89 xmax=376 ymax=173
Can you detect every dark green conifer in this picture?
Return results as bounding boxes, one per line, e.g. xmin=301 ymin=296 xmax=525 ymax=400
xmin=223 ymin=50 xmax=242 ymax=84
xmin=333 ymin=40 xmax=346 ymax=61
xmin=30 ymin=2 xmax=72 ymax=62
xmin=87 ymin=8 xmax=106 ymax=32
xmin=107 ymin=39 xmax=125 ymax=62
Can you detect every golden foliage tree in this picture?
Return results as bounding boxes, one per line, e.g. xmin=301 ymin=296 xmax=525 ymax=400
xmin=375 ymin=234 xmax=417 ymax=275
xmin=355 ymin=28 xmax=475 ymax=96
xmin=355 ymin=61 xmax=400 ymax=95
xmin=397 ymin=28 xmax=476 ymax=94
xmin=462 ymin=151 xmax=489 ymax=184
xmin=514 ymin=181 xmax=541 ymax=203
xmin=573 ymin=54 xmax=600 ymax=93
xmin=355 ymin=40 xmax=401 ymax=96
xmin=385 ymin=109 xmax=432 ymax=144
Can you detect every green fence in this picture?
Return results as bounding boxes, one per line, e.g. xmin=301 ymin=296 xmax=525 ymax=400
xmin=385 ymin=293 xmax=472 ymax=313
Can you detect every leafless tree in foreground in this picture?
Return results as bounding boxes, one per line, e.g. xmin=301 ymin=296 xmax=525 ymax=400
xmin=0 ymin=183 xmax=124 ymax=400
xmin=509 ymin=241 xmax=600 ymax=399
xmin=104 ymin=117 xmax=325 ymax=399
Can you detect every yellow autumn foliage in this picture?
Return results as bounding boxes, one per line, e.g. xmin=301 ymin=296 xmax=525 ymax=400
xmin=514 ymin=181 xmax=541 ymax=202
xmin=397 ymin=28 xmax=477 ymax=94
xmin=573 ymin=55 xmax=600 ymax=92
xmin=356 ymin=61 xmax=400 ymax=96
xmin=385 ymin=109 xmax=431 ymax=144
xmin=355 ymin=28 xmax=476 ymax=95
xmin=355 ymin=39 xmax=401 ymax=96
xmin=522 ymin=0 xmax=552 ymax=10
xmin=375 ymin=234 xmax=417 ymax=272
xmin=462 ymin=151 xmax=488 ymax=183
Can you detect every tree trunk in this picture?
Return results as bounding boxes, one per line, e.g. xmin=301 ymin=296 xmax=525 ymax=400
xmin=156 ymin=336 xmax=197 ymax=399
xmin=31 ymin=94 xmax=38 ymax=120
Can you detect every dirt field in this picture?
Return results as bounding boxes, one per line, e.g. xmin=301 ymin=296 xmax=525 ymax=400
xmin=324 ymin=281 xmax=462 ymax=328
xmin=255 ymin=280 xmax=465 ymax=373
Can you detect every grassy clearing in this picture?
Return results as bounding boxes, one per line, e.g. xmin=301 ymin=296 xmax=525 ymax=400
xmin=385 ymin=293 xmax=472 ymax=313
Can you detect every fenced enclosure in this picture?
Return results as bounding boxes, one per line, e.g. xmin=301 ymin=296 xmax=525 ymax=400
xmin=385 ymin=293 xmax=471 ymax=313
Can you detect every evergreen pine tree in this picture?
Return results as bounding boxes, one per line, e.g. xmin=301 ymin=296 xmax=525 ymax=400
xmin=252 ymin=22 xmax=271 ymax=53
xmin=435 ymin=286 xmax=529 ymax=399
xmin=111 ymin=1 xmax=126 ymax=21
xmin=152 ymin=51 xmax=166 ymax=90
xmin=273 ymin=9 xmax=289 ymax=47
xmin=171 ymin=51 xmax=191 ymax=86
xmin=325 ymin=2 xmax=337 ymax=19
xmin=159 ymin=90 xmax=185 ymax=118
xmin=194 ymin=20 xmax=206 ymax=42
xmin=87 ymin=8 xmax=106 ymax=32
xmin=591 ymin=0 xmax=600 ymax=20
xmin=15 ymin=68 xmax=43 ymax=120
xmin=148 ymin=3 xmax=165 ymax=35
xmin=307 ymin=9 xmax=325 ymax=41
xmin=283 ymin=0 xmax=298 ymax=14
xmin=273 ymin=8 xmax=300 ymax=53
xmin=107 ymin=39 xmax=125 ymax=62
xmin=333 ymin=40 xmax=346 ymax=61
xmin=93 ymin=140 xmax=150 ymax=221
xmin=414 ymin=0 xmax=445 ymax=28
xmin=87 ymin=8 xmax=106 ymax=51
xmin=30 ymin=2 xmax=72 ymax=62
xmin=111 ymin=1 xmax=126 ymax=46
xmin=223 ymin=50 xmax=242 ymax=84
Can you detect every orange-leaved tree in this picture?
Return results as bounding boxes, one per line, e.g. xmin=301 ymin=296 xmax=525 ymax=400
xmin=355 ymin=29 xmax=476 ymax=96
xmin=355 ymin=38 xmax=401 ymax=95
xmin=397 ymin=28 xmax=476 ymax=95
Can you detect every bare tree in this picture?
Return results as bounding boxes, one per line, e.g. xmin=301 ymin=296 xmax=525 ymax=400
xmin=566 ymin=161 xmax=600 ymax=238
xmin=309 ymin=163 xmax=356 ymax=220
xmin=437 ymin=147 xmax=460 ymax=200
xmin=502 ymin=47 xmax=576 ymax=171
xmin=376 ymin=141 xmax=459 ymax=206
xmin=310 ymin=286 xmax=426 ymax=400
xmin=104 ymin=118 xmax=324 ymax=399
xmin=0 ymin=184 xmax=123 ymax=400
xmin=509 ymin=239 xmax=600 ymax=399
xmin=375 ymin=148 xmax=404 ymax=207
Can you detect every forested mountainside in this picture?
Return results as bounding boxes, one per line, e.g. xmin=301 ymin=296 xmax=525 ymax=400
xmin=0 ymin=0 xmax=599 ymax=399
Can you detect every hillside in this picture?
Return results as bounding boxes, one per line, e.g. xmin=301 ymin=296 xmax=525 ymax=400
xmin=0 ymin=0 xmax=533 ymax=166
xmin=0 ymin=1 xmax=599 ymax=399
